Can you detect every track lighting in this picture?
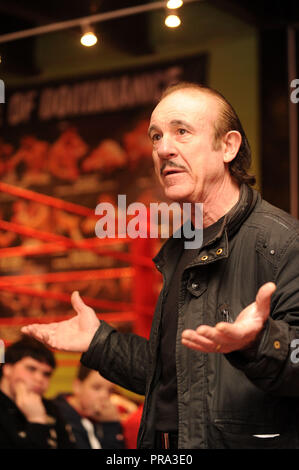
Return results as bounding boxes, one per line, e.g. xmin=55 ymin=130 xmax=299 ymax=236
xmin=166 ymin=0 xmax=183 ymax=9
xmin=80 ymin=24 xmax=98 ymax=47
xmin=165 ymin=14 xmax=181 ymax=28
xmin=165 ymin=0 xmax=182 ymax=28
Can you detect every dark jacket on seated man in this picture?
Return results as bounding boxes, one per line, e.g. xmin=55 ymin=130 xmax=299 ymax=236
xmin=0 ymin=390 xmax=75 ymax=449
xmin=54 ymin=393 xmax=124 ymax=449
xmin=53 ymin=365 xmax=125 ymax=449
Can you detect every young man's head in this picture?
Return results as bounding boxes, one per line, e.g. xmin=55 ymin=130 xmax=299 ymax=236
xmin=0 ymin=336 xmax=56 ymax=400
xmin=70 ymin=365 xmax=115 ymax=418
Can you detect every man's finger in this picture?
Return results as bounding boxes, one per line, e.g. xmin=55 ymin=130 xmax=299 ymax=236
xmin=215 ymin=321 xmax=247 ymax=338
xmin=182 ymin=329 xmax=216 ymax=351
xmin=21 ymin=324 xmax=50 ymax=344
xmin=182 ymin=337 xmax=214 ymax=352
xmin=196 ymin=324 xmax=221 ymax=340
xmin=15 ymin=381 xmax=27 ymax=395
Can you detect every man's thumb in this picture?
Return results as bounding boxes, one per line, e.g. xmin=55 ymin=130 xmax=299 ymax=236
xmin=71 ymin=291 xmax=89 ymax=315
xmin=256 ymin=282 xmax=276 ymax=317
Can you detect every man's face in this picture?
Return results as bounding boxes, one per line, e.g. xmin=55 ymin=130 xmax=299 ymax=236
xmin=148 ymin=89 xmax=227 ymax=204
xmin=74 ymin=371 xmax=114 ymax=417
xmin=3 ymin=357 xmax=53 ymax=398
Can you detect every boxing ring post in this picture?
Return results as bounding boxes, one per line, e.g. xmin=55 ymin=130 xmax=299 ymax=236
xmin=130 ymin=233 xmax=158 ymax=339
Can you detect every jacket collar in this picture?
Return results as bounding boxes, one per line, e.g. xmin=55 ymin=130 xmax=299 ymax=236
xmin=0 ymin=389 xmax=14 ymax=406
xmin=54 ymin=394 xmax=86 ymax=426
xmin=153 ymin=184 xmax=259 ymax=273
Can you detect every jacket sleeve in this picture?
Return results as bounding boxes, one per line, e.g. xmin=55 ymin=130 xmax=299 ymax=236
xmin=80 ymin=320 xmax=150 ymax=395
xmin=226 ymin=235 xmax=299 ymax=396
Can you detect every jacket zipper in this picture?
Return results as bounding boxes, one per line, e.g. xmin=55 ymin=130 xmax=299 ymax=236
xmin=220 ymin=306 xmax=232 ymax=323
xmin=139 ymin=268 xmax=167 ymax=448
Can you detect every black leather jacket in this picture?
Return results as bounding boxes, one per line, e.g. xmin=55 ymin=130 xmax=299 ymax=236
xmin=82 ymin=185 xmax=299 ymax=448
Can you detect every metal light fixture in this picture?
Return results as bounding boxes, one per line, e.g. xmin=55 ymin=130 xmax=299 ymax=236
xmin=80 ymin=24 xmax=98 ymax=47
xmin=165 ymin=0 xmax=182 ymax=28
xmin=0 ymin=2 xmax=199 ymax=45
xmin=165 ymin=14 xmax=181 ymax=28
xmin=166 ymin=0 xmax=183 ymax=9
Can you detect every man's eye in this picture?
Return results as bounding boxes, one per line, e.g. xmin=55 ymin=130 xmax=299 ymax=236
xmin=151 ymin=133 xmax=161 ymax=142
xmin=178 ymin=128 xmax=187 ymax=135
xmin=43 ymin=372 xmax=52 ymax=378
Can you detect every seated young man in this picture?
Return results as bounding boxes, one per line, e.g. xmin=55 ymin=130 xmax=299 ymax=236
xmin=54 ymin=365 xmax=125 ymax=449
xmin=0 ymin=336 xmax=76 ymax=449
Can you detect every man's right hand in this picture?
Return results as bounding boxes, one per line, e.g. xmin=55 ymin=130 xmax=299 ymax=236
xmin=21 ymin=291 xmax=100 ymax=352
xmin=15 ymin=382 xmax=48 ymax=424
xmin=92 ymin=399 xmax=121 ymax=423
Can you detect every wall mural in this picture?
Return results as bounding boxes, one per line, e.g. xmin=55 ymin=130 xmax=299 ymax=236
xmin=0 ymin=54 xmax=207 ymax=342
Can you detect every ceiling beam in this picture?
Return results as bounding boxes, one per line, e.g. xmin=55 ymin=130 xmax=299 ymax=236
xmin=0 ymin=0 xmax=200 ymax=44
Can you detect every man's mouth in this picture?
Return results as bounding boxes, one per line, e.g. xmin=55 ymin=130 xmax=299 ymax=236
xmin=162 ymin=167 xmax=186 ymax=177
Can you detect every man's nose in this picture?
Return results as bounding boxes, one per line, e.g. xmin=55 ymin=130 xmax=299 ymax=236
xmin=99 ymin=389 xmax=110 ymax=400
xmin=156 ymin=135 xmax=177 ymax=160
xmin=34 ymin=371 xmax=45 ymax=385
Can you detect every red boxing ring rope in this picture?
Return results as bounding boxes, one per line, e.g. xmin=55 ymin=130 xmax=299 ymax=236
xmin=0 ymin=182 xmax=158 ymax=341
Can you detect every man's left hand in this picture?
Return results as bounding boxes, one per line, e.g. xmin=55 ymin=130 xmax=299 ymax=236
xmin=181 ymin=282 xmax=276 ymax=354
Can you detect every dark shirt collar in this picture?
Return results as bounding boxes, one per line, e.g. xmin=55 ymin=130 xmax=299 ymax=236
xmin=153 ymin=184 xmax=259 ymax=269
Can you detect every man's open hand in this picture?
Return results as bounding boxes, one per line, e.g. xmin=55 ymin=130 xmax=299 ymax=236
xmin=181 ymin=282 xmax=276 ymax=354
xmin=21 ymin=291 xmax=100 ymax=353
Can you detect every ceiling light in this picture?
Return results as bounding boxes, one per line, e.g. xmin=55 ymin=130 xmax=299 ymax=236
xmin=165 ymin=14 xmax=181 ymax=28
xmin=166 ymin=0 xmax=183 ymax=9
xmin=80 ymin=24 xmax=98 ymax=47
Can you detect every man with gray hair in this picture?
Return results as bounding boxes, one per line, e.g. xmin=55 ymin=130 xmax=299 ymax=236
xmin=23 ymin=82 xmax=299 ymax=449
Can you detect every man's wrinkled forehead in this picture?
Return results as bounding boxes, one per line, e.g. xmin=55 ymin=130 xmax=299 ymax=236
xmin=149 ymin=88 xmax=219 ymax=129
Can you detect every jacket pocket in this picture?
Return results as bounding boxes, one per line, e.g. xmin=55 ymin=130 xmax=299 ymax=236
xmin=209 ymin=419 xmax=299 ymax=449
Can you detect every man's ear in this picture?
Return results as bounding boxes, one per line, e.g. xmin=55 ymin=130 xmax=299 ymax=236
xmin=72 ymin=379 xmax=82 ymax=396
xmin=222 ymin=131 xmax=242 ymax=163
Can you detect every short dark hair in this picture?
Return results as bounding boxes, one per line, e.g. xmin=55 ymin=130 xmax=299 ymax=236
xmin=0 ymin=336 xmax=56 ymax=379
xmin=159 ymin=82 xmax=256 ymax=186
xmin=76 ymin=364 xmax=93 ymax=382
